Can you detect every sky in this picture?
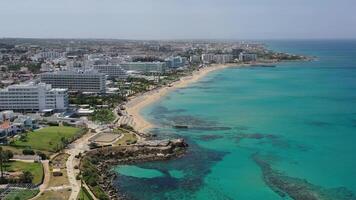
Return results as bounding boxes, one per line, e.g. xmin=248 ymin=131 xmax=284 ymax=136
xmin=0 ymin=0 xmax=355 ymax=40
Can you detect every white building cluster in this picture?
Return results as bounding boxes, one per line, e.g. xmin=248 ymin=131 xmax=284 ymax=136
xmin=201 ymin=54 xmax=234 ymax=64
xmin=239 ymin=53 xmax=257 ymax=62
xmin=92 ymin=65 xmax=128 ymax=80
xmin=119 ymin=62 xmax=166 ymax=73
xmin=0 ymin=82 xmax=68 ymax=112
xmin=32 ymin=51 xmax=66 ymax=61
xmin=165 ymin=56 xmax=186 ymax=68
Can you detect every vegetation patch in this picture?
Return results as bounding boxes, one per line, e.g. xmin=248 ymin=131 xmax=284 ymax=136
xmin=48 ymin=153 xmax=70 ymax=187
xmin=4 ymin=161 xmax=44 ymax=185
xmin=90 ymin=109 xmax=115 ymax=124
xmin=3 ymin=189 xmax=39 ymax=200
xmin=115 ymin=132 xmax=137 ymax=146
xmin=11 ymin=126 xmax=85 ymax=152
xmin=69 ymin=93 xmax=125 ymax=109
xmin=80 ymin=157 xmax=109 ymax=200
xmin=77 ymin=186 xmax=94 ymax=200
xmin=36 ymin=189 xmax=71 ymax=200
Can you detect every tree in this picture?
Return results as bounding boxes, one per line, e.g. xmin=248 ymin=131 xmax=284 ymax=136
xmin=21 ymin=171 xmax=34 ymax=183
xmin=19 ymin=134 xmax=27 ymax=142
xmin=36 ymin=151 xmax=47 ymax=160
xmin=0 ymin=147 xmax=4 ymax=180
xmin=23 ymin=149 xmax=35 ymax=155
xmin=0 ymin=147 xmax=14 ymax=180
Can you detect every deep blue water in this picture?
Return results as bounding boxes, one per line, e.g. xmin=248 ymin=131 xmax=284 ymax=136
xmin=113 ymin=40 xmax=356 ymax=200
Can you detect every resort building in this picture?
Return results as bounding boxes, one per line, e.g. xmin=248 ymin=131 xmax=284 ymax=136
xmin=239 ymin=52 xmax=257 ymax=62
xmin=201 ymin=54 xmax=215 ymax=64
xmin=92 ymin=65 xmax=128 ymax=80
xmin=40 ymin=69 xmax=106 ymax=93
xmin=165 ymin=56 xmax=185 ymax=68
xmin=190 ymin=55 xmax=201 ymax=63
xmin=119 ymin=62 xmax=167 ymax=73
xmin=201 ymin=54 xmax=234 ymax=64
xmin=214 ymin=54 xmax=234 ymax=64
xmin=32 ymin=51 xmax=66 ymax=61
xmin=232 ymin=48 xmax=244 ymax=59
xmin=0 ymin=82 xmax=68 ymax=112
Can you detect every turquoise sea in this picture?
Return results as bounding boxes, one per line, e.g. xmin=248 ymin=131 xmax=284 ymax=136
xmin=113 ymin=40 xmax=356 ymax=200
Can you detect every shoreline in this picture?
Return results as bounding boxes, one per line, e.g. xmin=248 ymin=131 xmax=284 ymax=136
xmin=84 ymin=139 xmax=188 ymax=200
xmin=125 ymin=63 xmax=239 ymax=133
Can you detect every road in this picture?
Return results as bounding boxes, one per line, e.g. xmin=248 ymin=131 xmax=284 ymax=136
xmin=66 ymin=120 xmax=101 ymax=200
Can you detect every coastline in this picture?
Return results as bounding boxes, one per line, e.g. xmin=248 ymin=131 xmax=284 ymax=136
xmin=125 ymin=63 xmax=239 ymax=133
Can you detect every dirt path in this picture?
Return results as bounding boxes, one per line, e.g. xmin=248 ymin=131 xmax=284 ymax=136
xmin=39 ymin=160 xmax=50 ymax=192
xmin=66 ymin=129 xmax=99 ymax=200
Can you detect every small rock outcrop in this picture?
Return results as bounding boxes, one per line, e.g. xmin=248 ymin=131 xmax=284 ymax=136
xmin=83 ymin=138 xmax=188 ymax=199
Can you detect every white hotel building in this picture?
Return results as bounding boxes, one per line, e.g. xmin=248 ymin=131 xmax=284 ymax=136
xmin=0 ymin=82 xmax=68 ymax=112
xmin=119 ymin=62 xmax=166 ymax=73
xmin=92 ymin=65 xmax=128 ymax=80
xmin=40 ymin=69 xmax=106 ymax=93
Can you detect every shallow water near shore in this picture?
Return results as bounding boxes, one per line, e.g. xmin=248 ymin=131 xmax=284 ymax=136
xmin=113 ymin=40 xmax=356 ymax=199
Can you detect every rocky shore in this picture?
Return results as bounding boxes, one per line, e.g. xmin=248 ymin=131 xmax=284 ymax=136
xmin=83 ymin=139 xmax=188 ymax=199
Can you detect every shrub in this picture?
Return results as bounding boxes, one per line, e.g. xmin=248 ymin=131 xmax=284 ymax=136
xmin=23 ymin=149 xmax=35 ymax=155
xmin=36 ymin=151 xmax=47 ymax=160
xmin=20 ymin=171 xmax=34 ymax=183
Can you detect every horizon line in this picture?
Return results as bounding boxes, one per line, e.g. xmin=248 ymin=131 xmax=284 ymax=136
xmin=1 ymin=37 xmax=356 ymax=42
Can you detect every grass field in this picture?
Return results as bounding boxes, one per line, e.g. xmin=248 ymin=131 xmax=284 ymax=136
xmin=35 ymin=189 xmax=71 ymax=200
xmin=0 ymin=145 xmax=25 ymax=155
xmin=12 ymin=126 xmax=83 ymax=152
xmin=4 ymin=161 xmax=44 ymax=185
xmin=115 ymin=132 xmax=137 ymax=146
xmin=3 ymin=189 xmax=39 ymax=200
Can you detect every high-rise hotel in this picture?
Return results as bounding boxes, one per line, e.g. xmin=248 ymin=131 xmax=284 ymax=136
xmin=0 ymin=82 xmax=68 ymax=112
xmin=40 ymin=69 xmax=106 ymax=93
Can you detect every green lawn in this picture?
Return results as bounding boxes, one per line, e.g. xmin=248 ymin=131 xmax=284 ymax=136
xmin=12 ymin=126 xmax=83 ymax=152
xmin=4 ymin=161 xmax=44 ymax=185
xmin=3 ymin=189 xmax=39 ymax=200
xmin=115 ymin=132 xmax=137 ymax=146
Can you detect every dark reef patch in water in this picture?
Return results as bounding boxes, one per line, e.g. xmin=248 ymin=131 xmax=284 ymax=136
xmin=305 ymin=120 xmax=332 ymax=127
xmin=185 ymin=85 xmax=213 ymax=90
xmin=197 ymin=134 xmax=224 ymax=141
xmin=152 ymin=105 xmax=186 ymax=115
xmin=253 ymin=154 xmax=356 ymax=200
xmin=164 ymin=96 xmax=172 ymax=100
xmin=147 ymin=128 xmax=181 ymax=140
xmin=352 ymin=119 xmax=356 ymax=127
xmin=295 ymin=143 xmax=311 ymax=152
xmin=233 ymin=133 xmax=301 ymax=150
xmin=234 ymin=125 xmax=250 ymax=131
xmin=167 ymin=115 xmax=217 ymax=127
xmin=234 ymin=133 xmax=279 ymax=143
xmin=173 ymin=89 xmax=187 ymax=96
xmin=113 ymin=138 xmax=228 ymax=200
xmin=176 ymin=126 xmax=232 ymax=132
xmin=166 ymin=115 xmax=232 ymax=132
xmin=197 ymin=80 xmax=215 ymax=84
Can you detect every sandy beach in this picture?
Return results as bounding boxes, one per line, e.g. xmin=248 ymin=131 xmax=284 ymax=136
xmin=125 ymin=63 xmax=239 ymax=133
